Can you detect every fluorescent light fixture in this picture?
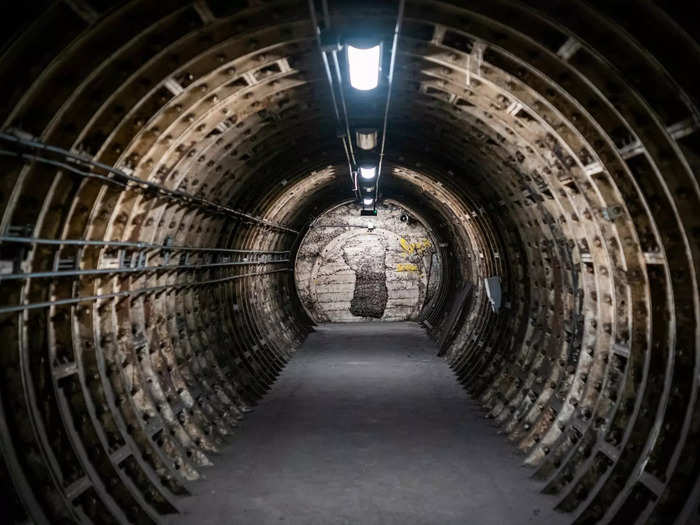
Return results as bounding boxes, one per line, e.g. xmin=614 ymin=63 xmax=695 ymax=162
xmin=347 ymin=44 xmax=380 ymax=90
xmin=363 ymin=197 xmax=374 ymax=206
xmin=356 ymin=128 xmax=378 ymax=150
xmin=359 ymin=166 xmax=376 ymax=179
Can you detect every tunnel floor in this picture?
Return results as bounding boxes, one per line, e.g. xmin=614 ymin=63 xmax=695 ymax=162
xmin=167 ymin=322 xmax=566 ymax=525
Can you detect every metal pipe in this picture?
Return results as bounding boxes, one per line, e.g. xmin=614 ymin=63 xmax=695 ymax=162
xmin=0 ymin=268 xmax=291 ymax=314
xmin=321 ymin=0 xmax=331 ymax=26
xmin=0 ymin=148 xmax=126 ymax=187
xmin=324 ymin=0 xmax=358 ymax=196
xmin=0 ymin=258 xmax=290 ymax=281
xmin=0 ymin=236 xmax=290 ymax=254
xmin=330 ymin=50 xmax=356 ymax=167
xmin=308 ymin=0 xmax=357 ymax=193
xmin=374 ymin=0 xmax=405 ymax=208
xmin=308 ymin=0 xmax=340 ymax=121
xmin=330 ymin=49 xmax=360 ymax=199
xmin=340 ymin=135 xmax=357 ymax=192
xmin=0 ymin=133 xmax=298 ymax=234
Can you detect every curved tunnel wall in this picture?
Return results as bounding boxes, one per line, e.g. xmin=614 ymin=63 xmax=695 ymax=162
xmin=294 ymin=200 xmax=441 ymax=322
xmin=0 ymin=0 xmax=698 ymax=523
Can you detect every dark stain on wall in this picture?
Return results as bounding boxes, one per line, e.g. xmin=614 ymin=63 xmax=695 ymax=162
xmin=349 ymin=263 xmax=388 ymax=318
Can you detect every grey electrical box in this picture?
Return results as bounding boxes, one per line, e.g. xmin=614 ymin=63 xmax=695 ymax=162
xmin=484 ymin=276 xmax=502 ymax=313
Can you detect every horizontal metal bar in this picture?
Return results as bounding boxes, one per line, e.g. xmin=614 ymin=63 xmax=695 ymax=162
xmin=109 ymin=446 xmax=132 ymax=465
xmin=0 ymin=268 xmax=291 ymax=314
xmin=0 ymin=258 xmax=290 ymax=281
xmin=0 ymin=132 xmax=298 ymax=234
xmin=0 ymin=236 xmax=290 ymax=255
xmin=597 ymin=441 xmax=620 ymax=461
xmin=0 ymin=147 xmax=124 ymax=186
xmin=639 ymin=471 xmax=665 ymax=496
xmin=53 ymin=362 xmax=78 ymax=379
xmin=309 ymin=224 xmax=379 ymax=229
xmin=65 ymin=476 xmax=91 ymax=500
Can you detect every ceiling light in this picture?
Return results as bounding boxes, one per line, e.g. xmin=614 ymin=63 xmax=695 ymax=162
xmin=347 ymin=44 xmax=380 ymax=90
xmin=363 ymin=197 xmax=374 ymax=206
xmin=356 ymin=128 xmax=378 ymax=150
xmin=359 ymin=166 xmax=376 ymax=179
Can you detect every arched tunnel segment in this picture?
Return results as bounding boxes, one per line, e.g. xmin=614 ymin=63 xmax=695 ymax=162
xmin=0 ymin=1 xmax=698 ymax=523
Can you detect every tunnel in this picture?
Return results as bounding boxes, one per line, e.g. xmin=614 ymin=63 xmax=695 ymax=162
xmin=0 ymin=0 xmax=698 ymax=523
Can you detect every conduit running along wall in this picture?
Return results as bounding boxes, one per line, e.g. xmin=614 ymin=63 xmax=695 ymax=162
xmin=0 ymin=1 xmax=698 ymax=524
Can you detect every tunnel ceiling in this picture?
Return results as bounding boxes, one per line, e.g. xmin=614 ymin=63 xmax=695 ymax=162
xmin=0 ymin=0 xmax=698 ymax=523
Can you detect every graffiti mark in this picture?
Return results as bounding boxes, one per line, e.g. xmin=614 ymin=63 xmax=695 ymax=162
xmin=396 ymin=263 xmax=419 ymax=272
xmin=399 ymin=237 xmax=431 ymax=256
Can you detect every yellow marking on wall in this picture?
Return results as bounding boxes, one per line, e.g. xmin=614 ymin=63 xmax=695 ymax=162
xmin=399 ymin=237 xmax=431 ymax=256
xmin=396 ymin=263 xmax=419 ymax=272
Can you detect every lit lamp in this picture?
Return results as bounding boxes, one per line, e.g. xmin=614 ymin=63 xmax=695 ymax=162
xmin=359 ymin=165 xmax=376 ymax=180
xmin=347 ymin=43 xmax=381 ymax=90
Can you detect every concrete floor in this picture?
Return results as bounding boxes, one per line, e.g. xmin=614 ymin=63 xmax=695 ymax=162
xmin=168 ymin=322 xmax=567 ymax=525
